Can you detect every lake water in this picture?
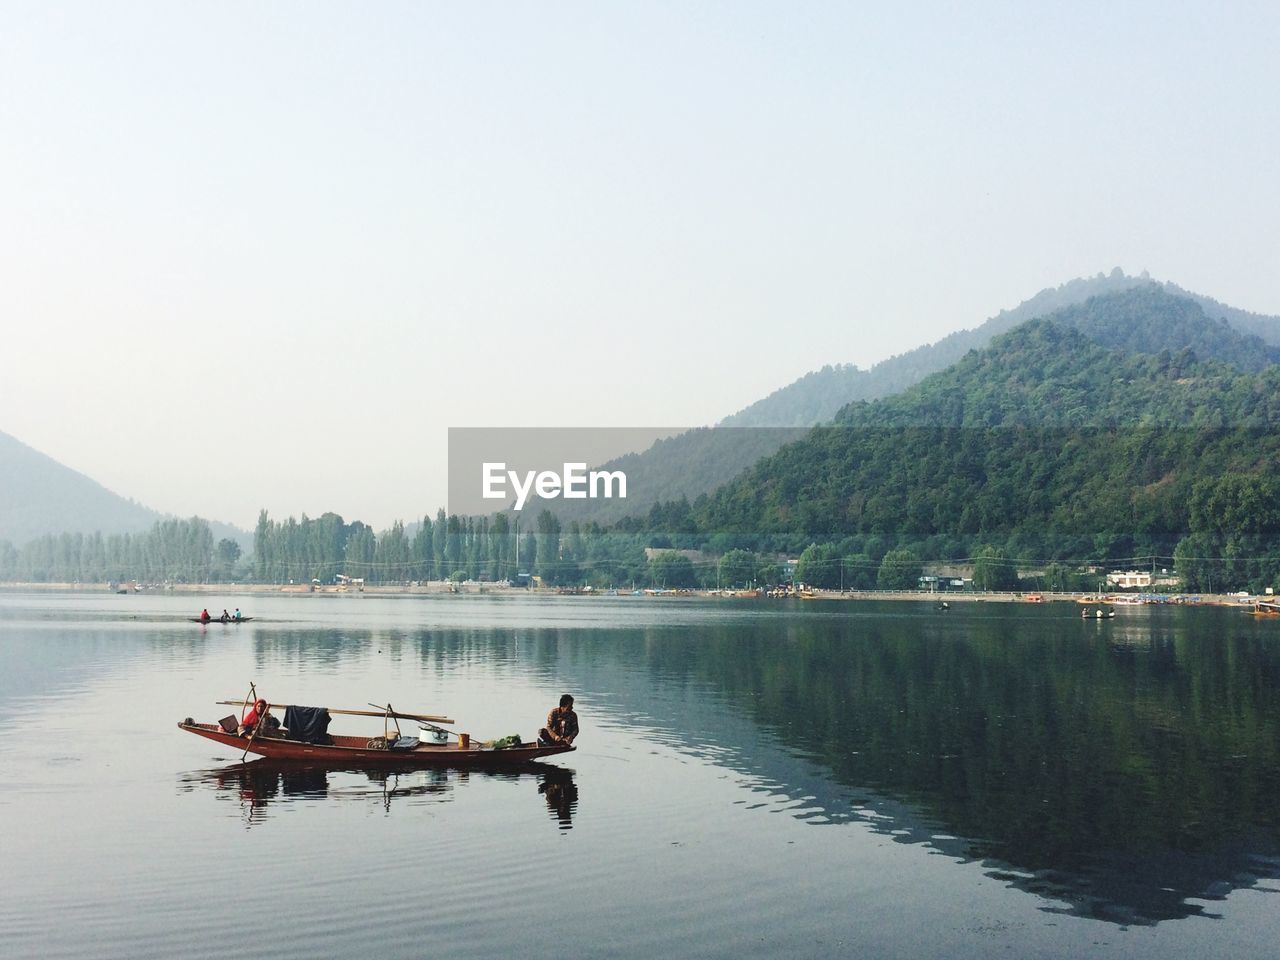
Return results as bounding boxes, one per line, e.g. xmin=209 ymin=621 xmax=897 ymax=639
xmin=3 ymin=592 xmax=1280 ymax=959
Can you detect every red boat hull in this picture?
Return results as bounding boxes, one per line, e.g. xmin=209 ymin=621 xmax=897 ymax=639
xmin=178 ymin=721 xmax=574 ymax=766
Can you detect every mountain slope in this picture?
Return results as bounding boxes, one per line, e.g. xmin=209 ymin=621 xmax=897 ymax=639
xmin=0 ymin=430 xmax=164 ymax=544
xmin=721 ymin=270 xmax=1280 ymax=428
xmin=0 ymin=430 xmax=250 ymax=548
xmin=1165 ymin=281 xmax=1280 ymax=347
xmin=696 ymin=316 xmax=1280 ymax=580
xmin=536 ymin=283 xmax=1279 ymax=526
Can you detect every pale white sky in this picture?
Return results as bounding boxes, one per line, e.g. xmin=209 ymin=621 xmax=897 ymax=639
xmin=2 ymin=1 xmax=1278 ymax=530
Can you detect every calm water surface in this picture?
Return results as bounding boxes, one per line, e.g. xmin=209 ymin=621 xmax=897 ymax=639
xmin=3 ymin=592 xmax=1280 ymax=959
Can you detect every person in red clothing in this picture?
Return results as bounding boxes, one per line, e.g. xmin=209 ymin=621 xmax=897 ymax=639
xmin=199 ymin=608 xmax=211 ymax=623
xmin=239 ymin=698 xmax=268 ymax=736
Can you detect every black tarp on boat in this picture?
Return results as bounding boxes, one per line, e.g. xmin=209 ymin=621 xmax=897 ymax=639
xmin=283 ymin=705 xmax=332 ymax=744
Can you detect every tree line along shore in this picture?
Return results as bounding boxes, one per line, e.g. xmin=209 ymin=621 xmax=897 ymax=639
xmin=1 ymin=507 xmax=1267 ymax=598
xmin=0 ymin=580 xmax=1257 ymax=609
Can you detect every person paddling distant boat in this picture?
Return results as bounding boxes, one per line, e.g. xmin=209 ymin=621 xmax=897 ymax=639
xmin=199 ymin=608 xmax=211 ymax=623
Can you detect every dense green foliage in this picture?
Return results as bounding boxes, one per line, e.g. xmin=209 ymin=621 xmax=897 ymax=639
xmin=519 ymin=426 xmax=809 ymax=526
xmin=251 ymin=509 xmax=524 ymax=585
xmin=0 ymin=517 xmax=228 ymax=583
xmin=875 ymin=549 xmax=922 ymax=590
xmin=717 ymin=548 xmax=759 ymax=587
xmin=526 ymin=283 xmax=1280 ymax=529
xmin=647 ymin=551 xmax=697 ymax=588
xmin=972 ymin=545 xmax=1019 ymax=591
xmin=248 ymin=509 xmax=714 ymax=589
xmin=695 ymin=311 xmax=1280 ymax=592
xmin=795 ymin=543 xmax=841 ymax=588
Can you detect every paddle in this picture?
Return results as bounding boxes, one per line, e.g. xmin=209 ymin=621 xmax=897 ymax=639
xmin=372 ymin=702 xmax=403 ymax=743
xmin=367 ymin=703 xmax=485 ymax=748
xmin=240 ymin=692 xmax=268 ymax=762
xmin=215 ymin=700 xmax=453 ymax=724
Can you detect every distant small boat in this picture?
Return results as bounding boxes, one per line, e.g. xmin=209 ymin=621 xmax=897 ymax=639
xmin=1249 ymin=601 xmax=1280 ymax=617
xmin=189 ymin=617 xmax=254 ymax=624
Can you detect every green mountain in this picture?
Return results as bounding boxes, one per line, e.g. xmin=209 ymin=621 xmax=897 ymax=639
xmin=536 ymin=281 xmax=1279 ymax=528
xmin=1165 ymin=281 xmax=1280 ymax=347
xmin=695 ymin=293 xmax=1280 ymax=590
xmin=722 ymin=271 xmax=1280 ymax=428
xmin=1039 ymin=285 xmax=1279 ymax=372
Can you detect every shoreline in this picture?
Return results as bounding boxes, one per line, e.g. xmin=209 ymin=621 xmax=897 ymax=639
xmin=0 ymin=581 xmax=1254 ymax=606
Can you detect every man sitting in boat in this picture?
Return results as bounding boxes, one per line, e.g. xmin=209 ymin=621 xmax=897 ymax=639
xmin=538 ymin=694 xmax=579 ymax=746
xmin=199 ymin=608 xmax=211 ymax=623
xmin=220 ymin=609 xmax=231 ymax=623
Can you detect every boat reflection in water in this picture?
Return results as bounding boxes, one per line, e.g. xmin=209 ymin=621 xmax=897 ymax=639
xmin=181 ymin=759 xmax=578 ymax=828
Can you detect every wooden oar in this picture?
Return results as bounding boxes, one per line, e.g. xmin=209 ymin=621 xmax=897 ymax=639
xmin=236 ymin=682 xmax=258 ymax=761
xmin=241 ymin=700 xmax=268 ymax=762
xmin=215 ymin=700 xmax=453 ymax=724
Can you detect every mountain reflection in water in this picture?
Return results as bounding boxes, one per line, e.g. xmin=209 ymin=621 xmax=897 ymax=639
xmin=181 ymin=760 xmax=578 ymax=829
xmin=546 ymin=603 xmax=1280 ymax=925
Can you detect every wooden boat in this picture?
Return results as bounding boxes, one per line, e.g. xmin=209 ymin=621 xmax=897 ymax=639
xmin=178 ymin=699 xmax=573 ymax=767
xmin=1080 ymin=607 xmax=1116 ymax=619
xmin=1249 ymin=601 xmax=1280 ymax=617
xmin=188 ymin=617 xmax=255 ymax=623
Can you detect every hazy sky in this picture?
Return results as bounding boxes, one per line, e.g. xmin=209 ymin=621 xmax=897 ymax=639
xmin=2 ymin=1 xmax=1277 ymax=531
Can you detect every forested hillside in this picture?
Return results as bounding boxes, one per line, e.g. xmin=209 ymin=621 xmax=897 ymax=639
xmin=696 ymin=314 xmax=1280 ymax=591
xmin=721 ymin=269 xmax=1158 ymax=428
xmin=537 ymin=278 xmax=1279 ymax=525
